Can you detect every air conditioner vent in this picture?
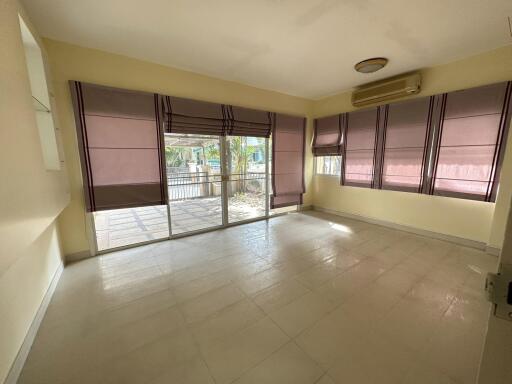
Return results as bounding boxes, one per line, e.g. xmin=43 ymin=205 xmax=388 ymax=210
xmin=352 ymin=73 xmax=421 ymax=107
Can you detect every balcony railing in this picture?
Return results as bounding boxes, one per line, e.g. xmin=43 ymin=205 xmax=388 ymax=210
xmin=167 ymin=170 xmax=266 ymax=201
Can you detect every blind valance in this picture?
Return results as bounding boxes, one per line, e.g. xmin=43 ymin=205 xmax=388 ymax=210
xmin=162 ymin=96 xmax=273 ymax=137
xmin=163 ymin=95 xmax=227 ymax=136
xmin=227 ymin=106 xmax=273 ymax=138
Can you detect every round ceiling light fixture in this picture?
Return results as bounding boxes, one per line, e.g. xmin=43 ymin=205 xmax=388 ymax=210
xmin=354 ymin=57 xmax=388 ymax=73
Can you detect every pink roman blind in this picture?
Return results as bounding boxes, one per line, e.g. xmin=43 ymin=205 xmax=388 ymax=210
xmin=162 ymin=96 xmax=273 ymax=138
xmin=227 ymin=106 xmax=273 ymax=137
xmin=163 ymin=96 xmax=227 ymax=136
xmin=70 ymin=81 xmax=166 ymax=212
xmin=380 ymin=97 xmax=433 ymax=192
xmin=342 ymin=107 xmax=380 ymax=188
xmin=312 ymin=114 xmax=343 ymax=156
xmin=271 ymin=113 xmax=306 ymax=208
xmin=431 ymin=82 xmax=512 ymax=201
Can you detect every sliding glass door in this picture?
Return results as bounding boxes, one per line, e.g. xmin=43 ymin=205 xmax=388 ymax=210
xmin=93 ymin=132 xmax=290 ymax=250
xmin=225 ymin=136 xmax=268 ymax=224
xmin=162 ymin=134 xmax=273 ymax=236
xmin=165 ymin=133 xmax=223 ymax=235
xmin=72 ymin=84 xmax=303 ymax=254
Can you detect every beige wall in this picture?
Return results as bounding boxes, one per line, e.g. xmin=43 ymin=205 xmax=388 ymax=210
xmin=47 ymin=39 xmax=512 ymax=254
xmin=312 ymin=45 xmax=512 ymax=247
xmin=0 ymin=1 xmax=69 ymax=382
xmin=43 ymin=39 xmax=314 ymax=256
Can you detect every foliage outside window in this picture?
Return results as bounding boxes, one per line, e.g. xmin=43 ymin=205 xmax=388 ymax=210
xmin=315 ymin=156 xmax=341 ymax=176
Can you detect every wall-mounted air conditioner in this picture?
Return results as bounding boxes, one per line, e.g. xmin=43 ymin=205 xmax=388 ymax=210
xmin=352 ymin=73 xmax=421 ymax=107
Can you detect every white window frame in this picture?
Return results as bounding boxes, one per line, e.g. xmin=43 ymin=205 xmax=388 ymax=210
xmin=315 ymin=155 xmax=342 ymax=177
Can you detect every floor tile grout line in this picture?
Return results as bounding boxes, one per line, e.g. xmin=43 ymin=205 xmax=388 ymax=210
xmin=172 ymin=299 xmax=219 ymax=384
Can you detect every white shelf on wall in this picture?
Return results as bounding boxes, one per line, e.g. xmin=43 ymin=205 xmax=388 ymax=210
xmin=19 ymin=15 xmax=62 ymax=171
xmin=32 ymin=95 xmax=50 ymax=113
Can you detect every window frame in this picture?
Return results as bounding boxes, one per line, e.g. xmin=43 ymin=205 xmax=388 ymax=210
xmin=314 ymin=155 xmax=342 ymax=177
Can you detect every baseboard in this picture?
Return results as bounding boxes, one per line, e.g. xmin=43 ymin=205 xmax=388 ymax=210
xmin=299 ymin=204 xmax=313 ymax=211
xmin=65 ymin=250 xmax=92 ymax=264
xmin=312 ymin=206 xmax=499 ymax=254
xmin=4 ymin=262 xmax=64 ymax=384
xmin=485 ymin=245 xmax=501 ymax=256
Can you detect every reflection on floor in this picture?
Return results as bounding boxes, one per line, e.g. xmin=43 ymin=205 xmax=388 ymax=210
xmin=95 ymin=196 xmax=267 ymax=250
xmin=20 ymin=211 xmax=496 ymax=384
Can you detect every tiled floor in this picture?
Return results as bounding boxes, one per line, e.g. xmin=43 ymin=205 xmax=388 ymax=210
xmin=95 ymin=196 xmax=267 ymax=250
xmin=19 ymin=211 xmax=496 ymax=384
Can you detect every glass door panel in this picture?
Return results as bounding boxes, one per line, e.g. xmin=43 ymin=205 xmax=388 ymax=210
xmin=165 ymin=134 xmax=223 ymax=235
xmin=225 ymin=136 xmax=267 ymax=223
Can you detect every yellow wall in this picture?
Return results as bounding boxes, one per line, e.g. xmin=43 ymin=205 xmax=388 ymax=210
xmin=46 ymin=38 xmax=512 ymax=254
xmin=0 ymin=1 xmax=69 ymax=381
xmin=312 ymin=45 xmax=512 ymax=247
xmin=43 ymin=39 xmax=314 ymax=257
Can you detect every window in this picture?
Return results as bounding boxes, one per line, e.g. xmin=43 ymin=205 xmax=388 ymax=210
xmin=381 ymin=97 xmax=432 ymax=192
xmin=313 ymin=80 xmax=511 ymax=202
xmin=432 ymin=83 xmax=511 ymax=201
xmin=315 ymin=155 xmax=341 ymax=176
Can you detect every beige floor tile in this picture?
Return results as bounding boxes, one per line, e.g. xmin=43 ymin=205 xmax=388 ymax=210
xmin=269 ymin=292 xmax=335 ymax=337
xmin=147 ymin=356 xmax=215 ymax=384
xmin=314 ymin=258 xmax=388 ymax=305
xmin=190 ymin=298 xmax=265 ymax=348
xmin=314 ymin=374 xmax=336 ymax=384
xmin=402 ymin=363 xmax=457 ymax=384
xmin=173 ymin=270 xmax=233 ymax=303
xmin=325 ymin=250 xmax=364 ymax=271
xmin=233 ymin=342 xmax=324 ymax=384
xmin=180 ymin=283 xmax=246 ymax=323
xmin=296 ymin=307 xmax=366 ymax=370
xmin=98 ymin=287 xmax=177 ymax=329
xmin=99 ymin=328 xmax=200 ymax=384
xmin=252 ymin=279 xmax=311 ymax=314
xmin=376 ymin=298 xmax=443 ymax=352
xmin=340 ymin=286 xmax=401 ymax=329
xmin=373 ymin=266 xmax=422 ymax=296
xmin=419 ymin=310 xmax=488 ymax=384
xmin=404 ymin=278 xmax=458 ymax=314
xmin=295 ymin=259 xmax=345 ymax=289
xmin=201 ymin=317 xmax=289 ymax=384
xmin=236 ymin=267 xmax=292 ymax=296
xmin=96 ymin=305 xmax=186 ymax=362
xmin=327 ymin=332 xmax=414 ymax=384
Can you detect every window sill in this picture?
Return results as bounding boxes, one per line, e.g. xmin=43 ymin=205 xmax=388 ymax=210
xmin=315 ymin=174 xmax=341 ymax=178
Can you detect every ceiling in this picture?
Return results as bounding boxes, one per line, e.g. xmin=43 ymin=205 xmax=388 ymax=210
xmin=22 ymin=0 xmax=512 ymax=99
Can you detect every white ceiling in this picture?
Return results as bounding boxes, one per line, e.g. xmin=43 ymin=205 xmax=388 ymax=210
xmin=22 ymin=0 xmax=512 ymax=99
